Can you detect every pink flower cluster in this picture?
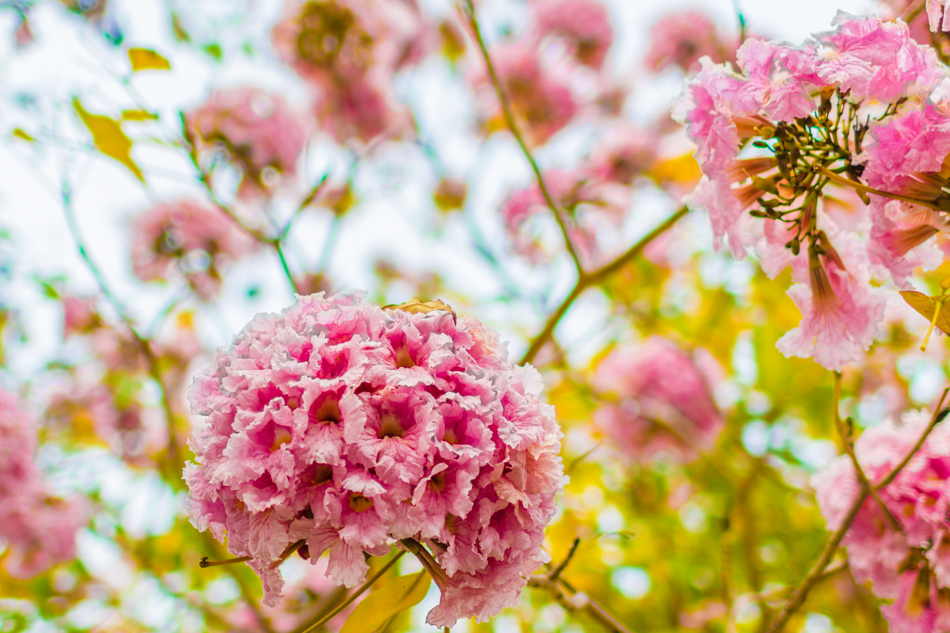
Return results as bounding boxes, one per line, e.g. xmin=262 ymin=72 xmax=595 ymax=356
xmin=130 ymin=200 xmax=258 ymax=299
xmin=675 ymin=14 xmax=946 ymax=370
xmin=592 ymin=337 xmax=723 ymax=463
xmin=501 ymin=124 xmax=657 ymax=264
xmin=813 ymin=412 xmax=950 ymax=632
xmin=186 ymin=87 xmax=308 ymax=199
xmin=271 ymin=0 xmax=430 ymax=144
xmin=468 ymin=0 xmax=613 ymax=146
xmin=185 ymin=292 xmax=564 ymax=627
xmin=0 ymin=388 xmax=85 ymax=578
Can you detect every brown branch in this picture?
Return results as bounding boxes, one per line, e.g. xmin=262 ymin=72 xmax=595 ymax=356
xmin=763 ymin=483 xmax=869 ymax=633
xmin=199 ymin=532 xmax=274 ymax=633
xmin=461 ymin=0 xmax=585 ymax=274
xmin=765 ymin=386 xmax=950 ymax=633
xmin=528 ymin=574 xmax=636 ymax=633
xmin=520 ymin=205 xmax=690 ymax=365
xmin=831 ymin=373 xmax=901 ymax=532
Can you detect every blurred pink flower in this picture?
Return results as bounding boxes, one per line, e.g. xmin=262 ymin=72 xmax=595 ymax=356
xmin=473 ymin=42 xmax=580 ymax=146
xmin=0 ymin=389 xmax=85 ymax=578
xmin=130 ymin=200 xmax=258 ymax=299
xmin=185 ymin=292 xmax=564 ymax=627
xmin=592 ymin=337 xmax=723 ymax=463
xmin=530 ymin=0 xmax=613 ymax=70
xmin=271 ymin=0 xmax=430 ymax=144
xmin=646 ymin=10 xmax=737 ymax=73
xmin=186 ymin=87 xmax=308 ymax=199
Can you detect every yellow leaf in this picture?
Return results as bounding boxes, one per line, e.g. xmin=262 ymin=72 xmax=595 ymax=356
xmin=121 ymin=109 xmax=159 ymax=121
xmin=73 ymin=99 xmax=144 ymax=182
xmin=900 ymin=290 xmax=950 ymax=335
xmin=340 ymin=571 xmax=431 ymax=633
xmin=128 ymin=47 xmax=171 ymax=71
xmin=12 ymin=128 xmax=35 ymax=142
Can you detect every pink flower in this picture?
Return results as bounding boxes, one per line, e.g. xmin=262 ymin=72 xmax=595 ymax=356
xmin=776 ymin=234 xmax=887 ymax=371
xmin=185 ymin=292 xmax=564 ymax=627
xmin=130 ymin=200 xmax=258 ymax=299
xmin=880 ymin=569 xmax=950 ymax=633
xmin=813 ymin=410 xmax=950 ymax=628
xmin=0 ymin=389 xmax=85 ymax=578
xmin=473 ymin=42 xmax=580 ymax=146
xmin=860 ymin=106 xmax=950 ymax=283
xmin=586 ymin=123 xmax=658 ymax=186
xmin=735 ymin=38 xmax=820 ymax=122
xmin=929 ymin=0 xmax=950 ymax=33
xmin=592 ymin=337 xmax=724 ymax=463
xmin=61 ymin=295 xmax=101 ymax=337
xmin=530 ymin=0 xmax=613 ymax=70
xmin=271 ymin=0 xmax=429 ymax=144
xmin=811 ymin=13 xmax=940 ymax=102
xmin=645 ymin=10 xmax=737 ymax=73
xmin=186 ymin=87 xmax=308 ymax=199
xmin=672 ymin=61 xmax=760 ymax=179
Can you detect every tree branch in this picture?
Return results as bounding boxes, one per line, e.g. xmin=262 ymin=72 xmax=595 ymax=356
xmin=461 ymin=0 xmax=585 ymax=275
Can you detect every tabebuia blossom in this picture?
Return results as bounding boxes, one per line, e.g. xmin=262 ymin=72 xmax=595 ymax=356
xmin=185 ymin=87 xmax=308 ymax=199
xmin=645 ymin=10 xmax=738 ymax=73
xmin=530 ymin=0 xmax=613 ymax=71
xmin=130 ymin=200 xmax=258 ymax=299
xmin=472 ymin=42 xmax=580 ymax=146
xmin=675 ymin=12 xmax=949 ymax=370
xmin=184 ymin=293 xmax=564 ymax=627
xmin=813 ymin=411 xmax=950 ymax=633
xmin=0 ymin=388 xmax=85 ymax=578
xmin=592 ymin=337 xmax=723 ymax=463
xmin=271 ymin=0 xmax=430 ymax=143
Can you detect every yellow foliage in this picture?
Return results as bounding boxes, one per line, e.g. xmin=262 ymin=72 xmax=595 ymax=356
xmin=73 ymin=99 xmax=144 ymax=182
xmin=128 ymin=47 xmax=171 ymax=72
xmin=340 ymin=571 xmax=431 ymax=633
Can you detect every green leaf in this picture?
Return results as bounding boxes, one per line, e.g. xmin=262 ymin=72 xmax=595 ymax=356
xmin=340 ymin=571 xmax=431 ymax=633
xmin=73 ymin=99 xmax=144 ymax=182
xmin=202 ymin=43 xmax=222 ymax=61
xmin=128 ymin=47 xmax=171 ymax=71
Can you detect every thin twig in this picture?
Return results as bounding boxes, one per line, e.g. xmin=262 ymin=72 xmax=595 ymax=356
xmin=763 ymin=484 xmax=868 ymax=633
xmin=199 ymin=532 xmax=274 ymax=633
xmin=831 ymin=373 xmax=901 ymax=531
xmin=549 ymin=538 xmax=581 ymax=581
xmin=461 ymin=0 xmax=585 ymax=274
xmin=60 ymin=177 xmax=183 ymax=479
xmin=874 ymin=387 xmax=950 ymax=490
xmin=765 ymin=386 xmax=950 ymax=633
xmin=520 ymin=205 xmax=690 ymax=364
